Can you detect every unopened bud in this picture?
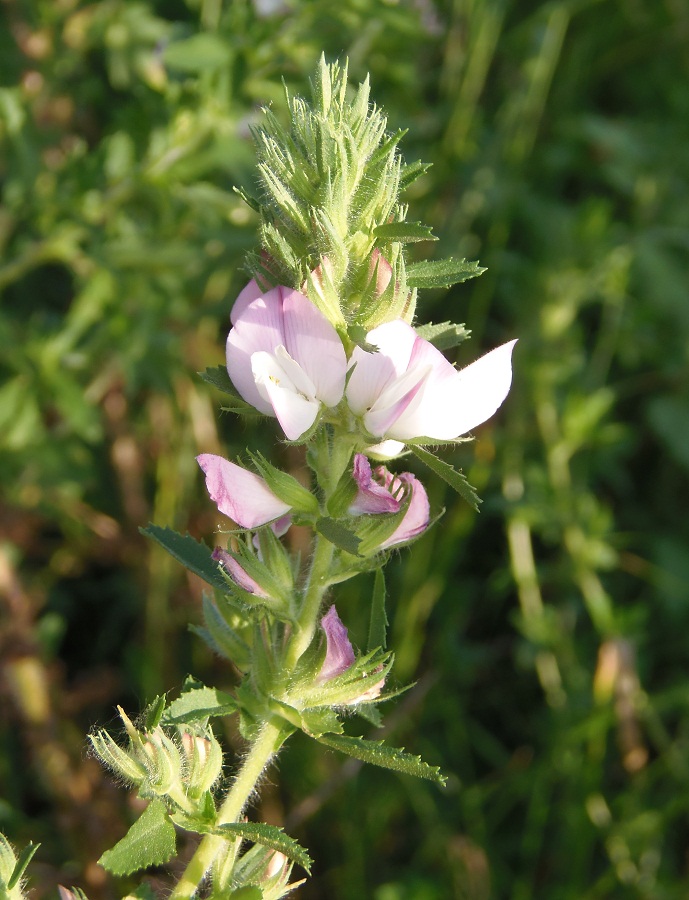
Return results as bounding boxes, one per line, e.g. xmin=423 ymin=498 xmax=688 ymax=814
xmin=180 ymin=727 xmax=223 ymax=798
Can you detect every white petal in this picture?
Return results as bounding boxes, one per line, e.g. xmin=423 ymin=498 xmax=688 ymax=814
xmin=365 ymin=440 xmax=406 ymax=460
xmin=345 ymin=321 xmax=417 ymax=415
xmin=391 ymin=339 xmax=517 ymax=441
xmin=252 ymin=350 xmax=320 ymax=440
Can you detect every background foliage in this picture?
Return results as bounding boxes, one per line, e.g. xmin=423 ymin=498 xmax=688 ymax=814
xmin=2 ymin=0 xmax=689 ymax=897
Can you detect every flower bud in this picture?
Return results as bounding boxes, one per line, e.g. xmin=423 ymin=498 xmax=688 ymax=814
xmin=180 ymin=727 xmax=223 ymax=799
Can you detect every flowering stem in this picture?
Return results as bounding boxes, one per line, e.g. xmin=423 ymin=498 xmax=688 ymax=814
xmin=169 ymin=719 xmax=285 ymax=899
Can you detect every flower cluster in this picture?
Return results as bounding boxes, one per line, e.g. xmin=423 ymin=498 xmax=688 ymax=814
xmin=226 ymin=279 xmax=516 ymax=452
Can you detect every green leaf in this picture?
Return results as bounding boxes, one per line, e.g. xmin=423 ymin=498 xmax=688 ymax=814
xmin=198 ymin=367 xmax=263 ymax=416
xmin=315 ymin=733 xmax=446 ymax=785
xmin=415 ymin=321 xmax=471 ymax=351
xmin=316 ymin=517 xmax=361 ymax=555
xmin=141 ymin=525 xmax=228 ymax=591
xmin=409 ymin=447 xmax=482 ymax=511
xmin=367 ymin=568 xmax=388 ymax=652
xmin=215 ymin=823 xmax=312 ymax=874
xmin=161 ymin=681 xmax=237 ymax=725
xmin=406 ymin=257 xmax=486 ymax=289
xmin=373 ymin=222 xmax=437 ymax=243
xmin=99 ymin=800 xmax=176 ymax=876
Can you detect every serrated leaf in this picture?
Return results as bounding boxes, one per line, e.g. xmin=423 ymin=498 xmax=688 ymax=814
xmin=409 ymin=447 xmax=482 ymax=511
xmin=406 ymin=257 xmax=485 ymax=289
xmin=315 ymin=733 xmax=446 ymax=785
xmin=99 ymin=800 xmax=176 ymax=876
xmin=141 ymin=525 xmax=227 ymax=591
xmin=316 ymin=517 xmax=361 ymax=555
xmin=367 ymin=568 xmax=388 ymax=652
xmin=162 ymin=683 xmax=237 ymax=725
xmin=215 ymin=823 xmax=312 ymax=874
xmin=373 ymin=222 xmax=437 ymax=243
xmin=415 ymin=321 xmax=470 ymax=351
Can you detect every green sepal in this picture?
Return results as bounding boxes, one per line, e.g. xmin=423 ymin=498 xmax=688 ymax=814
xmin=143 ymin=695 xmax=167 ymax=730
xmin=199 ymin=367 xmax=264 ymax=417
xmin=415 ymin=321 xmax=471 ymax=350
xmin=228 ymin=887 xmax=263 ymax=899
xmin=141 ymin=525 xmax=227 ymax=592
xmin=249 ymin=452 xmax=319 ymax=516
xmin=233 ymin=183 xmax=261 ymax=213
xmin=346 ymin=324 xmax=379 ymax=354
xmin=352 ymin=488 xmax=414 ymax=557
xmin=355 ymin=704 xmax=383 ymax=727
xmin=4 ymin=841 xmax=40 ymax=892
xmin=316 ymin=517 xmax=361 ymax=555
xmin=214 ymin=823 xmax=312 ymax=875
xmin=367 ymin=568 xmax=388 ymax=652
xmin=325 ymin=458 xmax=358 ymax=518
xmin=409 ymin=446 xmax=482 ymax=511
xmin=216 ymin=543 xmax=294 ymax=618
xmin=294 ymin=648 xmax=393 ymax=710
xmin=314 ymin=733 xmax=446 ymax=785
xmin=192 ymin=593 xmax=251 ymax=669
xmin=269 ymin=699 xmax=342 ymax=738
xmin=99 ymin=799 xmax=176 ymax=876
xmin=406 ymin=257 xmax=486 ymax=289
xmin=161 ymin=677 xmax=237 ymax=725
xmin=373 ymin=221 xmax=437 ymax=243
xmin=255 ymin=527 xmax=295 ymax=595
xmin=399 ymin=159 xmax=432 ymax=191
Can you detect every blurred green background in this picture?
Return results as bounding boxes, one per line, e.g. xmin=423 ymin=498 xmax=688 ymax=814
xmin=2 ymin=0 xmax=689 ymax=897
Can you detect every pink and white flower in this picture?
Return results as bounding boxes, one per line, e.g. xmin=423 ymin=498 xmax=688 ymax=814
xmin=346 ymin=321 xmax=516 ymax=457
xmin=197 ymin=453 xmax=290 ymax=529
xmin=226 ymin=280 xmax=348 ymax=441
xmin=349 ymin=453 xmax=430 ymax=549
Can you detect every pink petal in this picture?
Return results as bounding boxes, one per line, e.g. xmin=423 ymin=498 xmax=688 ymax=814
xmin=377 ymin=471 xmax=430 ymax=549
xmin=212 ymin=547 xmax=268 ymax=597
xmin=230 ymin=279 xmax=264 ymax=325
xmin=281 ymin=289 xmax=347 ymax=408
xmin=318 ymin=606 xmax=355 ymax=682
xmin=197 ymin=454 xmax=291 ymax=529
xmin=226 ymin=286 xmax=291 ymax=415
xmin=348 ymin=453 xmax=401 ymax=514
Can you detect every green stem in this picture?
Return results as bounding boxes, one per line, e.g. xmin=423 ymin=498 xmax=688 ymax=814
xmin=284 ymin=533 xmax=336 ymax=670
xmin=169 ymin=720 xmax=285 ymax=899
